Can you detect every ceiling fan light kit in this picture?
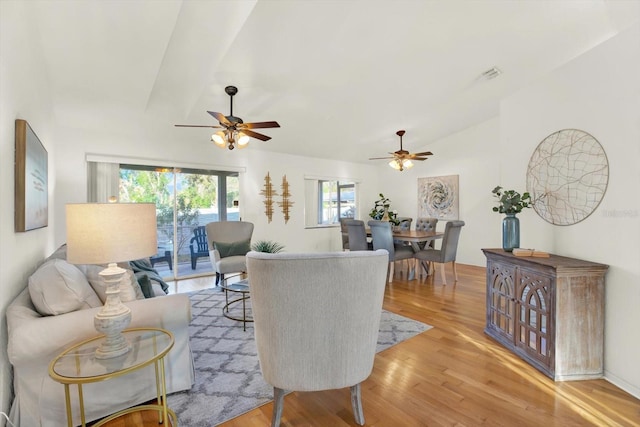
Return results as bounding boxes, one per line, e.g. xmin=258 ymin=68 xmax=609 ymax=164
xmin=176 ymin=85 xmax=279 ymax=150
xmin=370 ymin=130 xmax=433 ymax=171
xmin=389 ymin=158 xmax=414 ymax=171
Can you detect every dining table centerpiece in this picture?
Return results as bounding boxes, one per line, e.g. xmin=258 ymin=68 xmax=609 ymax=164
xmin=491 ymin=186 xmax=531 ymax=252
xmin=369 ymin=193 xmax=400 ymax=226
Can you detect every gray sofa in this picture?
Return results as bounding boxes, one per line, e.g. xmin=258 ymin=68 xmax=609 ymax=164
xmin=6 ymin=246 xmax=195 ymax=427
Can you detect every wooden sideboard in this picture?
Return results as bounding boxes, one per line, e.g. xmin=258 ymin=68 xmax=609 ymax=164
xmin=482 ymin=248 xmax=608 ymax=381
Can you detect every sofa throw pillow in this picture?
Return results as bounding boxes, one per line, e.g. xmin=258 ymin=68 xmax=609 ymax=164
xmin=28 ymin=259 xmax=102 ymax=316
xmin=77 ymin=265 xmax=145 ymax=303
xmin=214 ymin=239 xmax=251 ymax=258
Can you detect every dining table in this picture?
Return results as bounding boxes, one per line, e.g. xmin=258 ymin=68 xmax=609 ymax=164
xmin=363 ymin=228 xmax=444 ymax=280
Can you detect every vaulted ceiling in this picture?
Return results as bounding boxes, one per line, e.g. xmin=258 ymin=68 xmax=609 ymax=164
xmin=26 ymin=0 xmax=639 ymax=162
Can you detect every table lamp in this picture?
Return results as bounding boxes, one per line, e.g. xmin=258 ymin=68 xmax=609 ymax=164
xmin=66 ymin=203 xmax=157 ymax=359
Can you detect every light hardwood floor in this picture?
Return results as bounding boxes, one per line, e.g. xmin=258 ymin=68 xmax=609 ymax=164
xmin=101 ymin=263 xmax=640 ymax=426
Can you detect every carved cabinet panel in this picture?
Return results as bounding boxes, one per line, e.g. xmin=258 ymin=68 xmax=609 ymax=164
xmin=483 ymin=249 xmax=607 ymax=381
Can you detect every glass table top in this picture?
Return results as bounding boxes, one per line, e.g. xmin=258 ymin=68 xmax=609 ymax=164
xmin=221 ymin=277 xmax=249 ymax=292
xmin=49 ymin=328 xmax=173 ymax=384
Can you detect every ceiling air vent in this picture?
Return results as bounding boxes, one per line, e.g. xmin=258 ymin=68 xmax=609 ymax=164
xmin=481 ymin=66 xmax=502 ymax=80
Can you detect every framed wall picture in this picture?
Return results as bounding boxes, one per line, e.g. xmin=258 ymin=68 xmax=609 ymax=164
xmin=418 ymin=174 xmax=459 ymax=220
xmin=15 ymin=119 xmax=48 ymax=231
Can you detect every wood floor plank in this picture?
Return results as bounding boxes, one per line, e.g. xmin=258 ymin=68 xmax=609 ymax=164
xmin=99 ymin=262 xmax=640 ymax=426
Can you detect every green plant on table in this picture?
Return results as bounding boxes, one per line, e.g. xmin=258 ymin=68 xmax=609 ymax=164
xmin=491 ymin=186 xmax=531 ymax=215
xmin=369 ymin=193 xmax=400 ymax=225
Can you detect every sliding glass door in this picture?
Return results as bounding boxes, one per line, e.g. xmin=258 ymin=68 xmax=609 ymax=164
xmin=119 ymin=165 xmax=239 ymax=280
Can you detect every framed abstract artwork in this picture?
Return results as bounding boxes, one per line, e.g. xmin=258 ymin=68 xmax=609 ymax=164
xmin=418 ymin=175 xmax=459 ymax=220
xmin=15 ymin=119 xmax=48 ymax=231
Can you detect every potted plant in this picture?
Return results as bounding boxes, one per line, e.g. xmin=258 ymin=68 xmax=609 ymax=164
xmin=491 ymin=186 xmax=531 ymax=252
xmin=251 ymin=240 xmax=285 ymax=253
xmin=369 ymin=193 xmax=400 ymax=226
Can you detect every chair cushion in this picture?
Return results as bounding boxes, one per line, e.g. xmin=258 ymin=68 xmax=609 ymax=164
xmin=214 ymin=239 xmax=251 ymax=258
xmin=28 ymin=259 xmax=102 ymax=316
xmin=216 ymin=255 xmax=248 ymax=275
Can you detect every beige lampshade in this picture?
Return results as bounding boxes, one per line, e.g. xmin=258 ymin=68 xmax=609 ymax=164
xmin=66 ymin=203 xmax=157 ymax=265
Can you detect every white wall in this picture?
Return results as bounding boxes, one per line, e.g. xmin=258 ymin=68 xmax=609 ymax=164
xmin=500 ymin=24 xmax=640 ymax=397
xmin=376 ymin=117 xmax=504 ymax=267
xmin=0 ymin=1 xmax=58 ymax=421
xmin=380 ymin=24 xmax=640 ymax=397
xmin=52 ymin=125 xmax=382 ymax=253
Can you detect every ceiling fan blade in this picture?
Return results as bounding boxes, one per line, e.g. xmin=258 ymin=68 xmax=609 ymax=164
xmin=207 ymin=111 xmax=232 ymax=127
xmin=242 ymin=129 xmax=272 ymax=141
xmin=174 ymin=124 xmax=223 ymax=128
xmin=239 ymin=121 xmax=280 ymax=129
xmin=369 ymin=156 xmax=395 ymax=160
xmin=412 ymin=151 xmax=433 ymax=156
xmin=412 ymin=157 xmax=429 ymax=161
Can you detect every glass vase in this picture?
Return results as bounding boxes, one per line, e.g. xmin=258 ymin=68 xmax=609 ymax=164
xmin=502 ymin=213 xmax=520 ymax=252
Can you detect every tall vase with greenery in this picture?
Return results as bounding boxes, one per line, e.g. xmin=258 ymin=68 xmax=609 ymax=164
xmin=369 ymin=193 xmax=400 ymax=226
xmin=492 ymin=186 xmax=531 ymax=252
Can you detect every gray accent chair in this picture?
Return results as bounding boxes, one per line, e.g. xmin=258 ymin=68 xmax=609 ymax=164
xmin=246 ymin=250 xmax=389 ymax=427
xmin=206 ymin=221 xmax=254 ymax=285
xmin=414 ymin=220 xmax=465 ymax=284
xmin=368 ymin=220 xmax=415 ymax=282
xmin=345 ymin=219 xmax=373 ymax=251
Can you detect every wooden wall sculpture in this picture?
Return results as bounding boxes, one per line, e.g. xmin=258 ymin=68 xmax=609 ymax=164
xmin=279 ymin=175 xmax=293 ymax=224
xmin=260 ymin=172 xmax=278 ymax=223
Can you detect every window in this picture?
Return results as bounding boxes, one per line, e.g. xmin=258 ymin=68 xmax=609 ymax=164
xmin=317 ymin=180 xmax=355 ymax=224
xmin=119 ymin=164 xmax=240 ymax=279
xmin=304 ymin=177 xmax=358 ymax=227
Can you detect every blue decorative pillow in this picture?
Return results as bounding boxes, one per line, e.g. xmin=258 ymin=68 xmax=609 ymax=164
xmin=215 ymin=239 xmax=251 ymax=258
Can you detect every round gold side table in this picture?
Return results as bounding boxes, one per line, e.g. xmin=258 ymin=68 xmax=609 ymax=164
xmin=49 ymin=327 xmax=176 ymax=427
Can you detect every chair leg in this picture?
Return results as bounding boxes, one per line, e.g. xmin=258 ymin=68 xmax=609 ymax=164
xmin=191 ymin=256 xmax=197 ymax=270
xmin=440 ymin=263 xmax=447 ymax=285
xmin=388 ymin=261 xmax=394 ymax=283
xmin=271 ymin=387 xmax=286 ymax=427
xmin=350 ymin=383 xmax=365 ymax=425
xmin=452 ymin=261 xmax=458 ymax=282
xmin=215 ymin=273 xmax=220 ymax=285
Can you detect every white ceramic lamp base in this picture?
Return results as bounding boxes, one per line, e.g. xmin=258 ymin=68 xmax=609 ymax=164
xmin=94 ymin=263 xmax=132 ymax=359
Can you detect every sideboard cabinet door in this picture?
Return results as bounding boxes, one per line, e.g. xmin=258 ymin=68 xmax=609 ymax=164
xmin=514 ymin=267 xmax=554 ymax=376
xmin=486 ymin=260 xmax=516 ymax=345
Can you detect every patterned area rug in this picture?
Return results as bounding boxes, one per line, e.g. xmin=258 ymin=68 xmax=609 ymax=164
xmin=167 ymin=287 xmax=432 ymax=426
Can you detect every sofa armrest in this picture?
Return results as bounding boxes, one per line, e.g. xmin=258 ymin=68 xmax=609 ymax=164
xmin=7 ymin=293 xmax=191 ymax=366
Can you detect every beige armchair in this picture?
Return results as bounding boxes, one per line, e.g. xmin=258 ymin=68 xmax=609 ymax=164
xmin=206 ymin=221 xmax=254 ymax=285
xmin=246 ymin=250 xmax=389 ymax=426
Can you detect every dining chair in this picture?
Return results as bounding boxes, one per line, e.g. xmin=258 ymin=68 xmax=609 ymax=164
xmin=368 ymin=220 xmax=415 ymax=282
xmin=415 ymin=217 xmax=439 ymax=249
xmin=394 ymin=217 xmax=414 ymax=246
xmin=206 ymin=221 xmax=254 ymax=285
xmin=246 ymin=250 xmax=389 ymax=426
xmin=414 ymin=220 xmax=465 ymax=284
xmin=339 ymin=217 xmax=353 ymax=250
xmin=345 ymin=219 xmax=373 ymax=251
xmin=397 ymin=217 xmax=413 ymax=231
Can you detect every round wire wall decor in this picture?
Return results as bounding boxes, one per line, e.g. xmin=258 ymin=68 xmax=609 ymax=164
xmin=526 ymin=129 xmax=609 ymax=226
